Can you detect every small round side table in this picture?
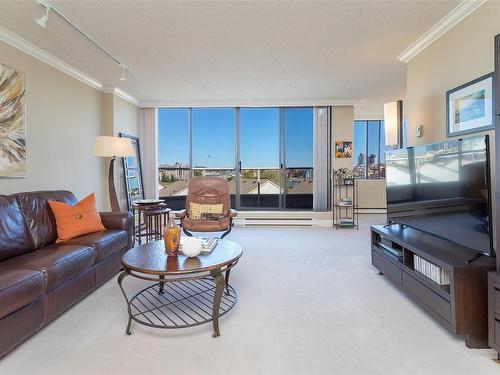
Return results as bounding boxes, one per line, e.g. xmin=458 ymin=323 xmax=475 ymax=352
xmin=131 ymin=202 xmax=171 ymax=244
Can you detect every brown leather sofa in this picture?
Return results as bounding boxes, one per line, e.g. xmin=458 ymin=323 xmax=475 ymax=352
xmin=176 ymin=177 xmax=237 ymax=238
xmin=0 ymin=190 xmax=133 ymax=358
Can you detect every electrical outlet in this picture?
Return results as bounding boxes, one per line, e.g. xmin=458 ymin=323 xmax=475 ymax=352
xmin=416 ymin=125 xmax=423 ymax=137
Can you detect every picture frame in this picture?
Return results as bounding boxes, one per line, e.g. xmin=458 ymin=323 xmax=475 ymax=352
xmin=0 ymin=63 xmax=26 ymax=178
xmin=119 ymin=133 xmax=145 ymax=210
xmin=335 ymin=141 xmax=352 ymax=158
xmin=446 ymin=72 xmax=494 ymax=137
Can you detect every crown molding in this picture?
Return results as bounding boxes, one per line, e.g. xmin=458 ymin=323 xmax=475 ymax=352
xmin=138 ymin=98 xmax=360 ymax=108
xmin=0 ymin=25 xmax=103 ymax=89
xmin=114 ymin=87 xmax=139 ymax=106
xmin=397 ymin=0 xmax=486 ymax=63
xmin=0 ymin=26 xmax=139 ymax=106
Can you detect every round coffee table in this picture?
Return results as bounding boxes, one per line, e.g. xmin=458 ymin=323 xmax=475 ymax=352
xmin=118 ymin=239 xmax=242 ymax=337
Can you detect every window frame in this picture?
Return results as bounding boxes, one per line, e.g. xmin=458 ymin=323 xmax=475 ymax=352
xmin=353 ymin=119 xmax=385 ymax=180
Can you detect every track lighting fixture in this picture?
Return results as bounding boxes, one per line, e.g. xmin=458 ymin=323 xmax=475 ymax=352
xmin=119 ymin=65 xmax=127 ymax=81
xmin=34 ymin=0 xmax=51 ymax=29
xmin=34 ymin=0 xmax=136 ymax=81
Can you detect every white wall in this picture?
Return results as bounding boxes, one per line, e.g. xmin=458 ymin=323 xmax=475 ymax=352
xmin=0 ymin=40 xmax=107 ymax=209
xmin=0 ymin=40 xmax=140 ymax=211
xmin=406 ymin=2 xmax=500 ymax=147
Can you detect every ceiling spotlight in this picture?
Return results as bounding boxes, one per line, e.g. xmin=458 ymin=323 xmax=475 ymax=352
xmin=35 ymin=13 xmax=48 ymax=28
xmin=34 ymin=0 xmax=51 ymax=29
xmin=119 ymin=65 xmax=127 ymax=81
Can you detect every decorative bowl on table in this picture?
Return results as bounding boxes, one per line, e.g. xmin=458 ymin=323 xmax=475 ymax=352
xmin=132 ymin=199 xmax=164 ymax=206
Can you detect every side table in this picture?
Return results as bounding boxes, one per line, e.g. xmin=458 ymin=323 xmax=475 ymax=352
xmin=132 ymin=202 xmax=171 ymax=244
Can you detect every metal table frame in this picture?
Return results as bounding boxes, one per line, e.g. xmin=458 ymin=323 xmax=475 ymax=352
xmin=118 ymin=259 xmax=239 ymax=337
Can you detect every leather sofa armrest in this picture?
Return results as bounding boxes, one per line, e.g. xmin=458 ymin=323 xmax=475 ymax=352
xmin=175 ymin=209 xmax=187 ymax=219
xmin=228 ymin=209 xmax=238 ymax=218
xmin=100 ymin=211 xmax=134 ymax=249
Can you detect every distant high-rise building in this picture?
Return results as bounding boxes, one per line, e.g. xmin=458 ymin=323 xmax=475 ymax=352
xmin=357 ymin=153 xmax=365 ymax=166
xmin=368 ymin=154 xmax=377 ymax=165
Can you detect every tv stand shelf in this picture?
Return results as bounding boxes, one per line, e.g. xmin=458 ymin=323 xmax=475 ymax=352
xmin=371 ymin=224 xmax=495 ymax=348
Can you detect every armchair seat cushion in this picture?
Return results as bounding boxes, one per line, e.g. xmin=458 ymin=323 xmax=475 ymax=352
xmin=62 ymin=230 xmax=127 ymax=260
xmin=2 ymin=244 xmax=96 ymax=291
xmin=182 ymin=217 xmax=231 ymax=232
xmin=0 ymin=268 xmax=45 ymax=319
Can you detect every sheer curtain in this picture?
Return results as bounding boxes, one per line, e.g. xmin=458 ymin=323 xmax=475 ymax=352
xmin=313 ymin=106 xmax=331 ymax=211
xmin=140 ymin=108 xmax=158 ymax=199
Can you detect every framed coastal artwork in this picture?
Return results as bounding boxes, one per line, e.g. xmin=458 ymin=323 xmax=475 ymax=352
xmin=335 ymin=141 xmax=352 ymax=158
xmin=119 ymin=133 xmax=144 ymax=210
xmin=446 ymin=73 xmax=494 ymax=137
xmin=0 ymin=63 xmax=26 ymax=177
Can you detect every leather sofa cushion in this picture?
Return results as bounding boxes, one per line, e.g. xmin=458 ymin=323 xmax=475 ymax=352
xmin=0 ymin=268 xmax=45 ymax=319
xmin=62 ymin=230 xmax=127 ymax=261
xmin=2 ymin=244 xmax=96 ymax=291
xmin=15 ymin=190 xmax=77 ymax=249
xmin=0 ymin=195 xmax=34 ymax=261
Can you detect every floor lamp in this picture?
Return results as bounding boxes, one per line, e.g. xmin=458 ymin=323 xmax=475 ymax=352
xmin=93 ymin=136 xmax=135 ymax=212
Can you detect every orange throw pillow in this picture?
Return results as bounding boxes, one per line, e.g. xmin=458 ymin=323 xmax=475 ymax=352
xmin=48 ymin=193 xmax=106 ymax=243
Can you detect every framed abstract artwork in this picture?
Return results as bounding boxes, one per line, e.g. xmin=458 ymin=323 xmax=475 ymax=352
xmin=119 ymin=133 xmax=144 ymax=210
xmin=0 ymin=63 xmax=26 ymax=177
xmin=446 ymin=73 xmax=494 ymax=137
xmin=335 ymin=141 xmax=352 ymax=158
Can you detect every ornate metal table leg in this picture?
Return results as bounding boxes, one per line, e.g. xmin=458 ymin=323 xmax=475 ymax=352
xmin=211 ymin=269 xmax=225 ymax=338
xmin=159 ymin=275 xmax=165 ymax=294
xmin=225 ymin=268 xmax=231 ymax=295
xmin=117 ymin=270 xmax=133 ymax=336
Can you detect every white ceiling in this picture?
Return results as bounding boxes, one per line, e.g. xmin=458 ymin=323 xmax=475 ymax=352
xmin=0 ymin=0 xmax=460 ymax=117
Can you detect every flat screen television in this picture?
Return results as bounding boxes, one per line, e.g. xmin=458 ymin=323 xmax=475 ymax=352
xmin=385 ymin=135 xmax=494 ymax=256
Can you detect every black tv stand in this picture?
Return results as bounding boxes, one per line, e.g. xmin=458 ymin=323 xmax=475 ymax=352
xmin=466 ymin=252 xmax=485 ymax=264
xmin=371 ymin=224 xmax=495 ymax=348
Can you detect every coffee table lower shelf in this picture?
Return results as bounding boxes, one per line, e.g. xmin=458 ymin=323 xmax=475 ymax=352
xmin=119 ymin=276 xmax=237 ymax=336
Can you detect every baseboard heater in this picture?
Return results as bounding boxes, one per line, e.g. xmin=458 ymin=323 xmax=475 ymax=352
xmin=240 ymin=217 xmax=313 ymax=227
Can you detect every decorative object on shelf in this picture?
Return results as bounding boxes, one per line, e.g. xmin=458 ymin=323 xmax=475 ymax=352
xmin=181 ymin=237 xmax=203 ymax=257
xmin=119 ymin=133 xmax=144 ymax=211
xmin=93 ymin=136 xmax=134 ymax=212
xmin=0 ymin=63 xmax=26 ymax=178
xmin=164 ymin=216 xmax=181 ymax=256
xmin=332 ymin=168 xmax=358 ymax=230
xmin=332 ymin=168 xmax=358 ymax=229
xmin=384 ymin=100 xmax=403 ymax=148
xmin=335 ymin=141 xmax=352 ymax=158
xmin=446 ymin=72 xmax=494 ymax=137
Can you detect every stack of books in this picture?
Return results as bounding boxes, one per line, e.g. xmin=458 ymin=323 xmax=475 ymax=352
xmin=179 ymin=237 xmax=218 ymax=253
xmin=413 ymin=254 xmax=450 ymax=285
xmin=338 ymin=218 xmax=354 ymax=225
xmin=338 ymin=198 xmax=353 ymax=206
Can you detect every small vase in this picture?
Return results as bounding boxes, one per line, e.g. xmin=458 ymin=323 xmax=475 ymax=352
xmin=164 ymin=217 xmax=181 ymax=256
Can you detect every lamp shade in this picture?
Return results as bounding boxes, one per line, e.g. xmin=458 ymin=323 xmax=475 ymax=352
xmin=93 ymin=136 xmax=134 ymax=157
xmin=384 ymin=101 xmax=402 ymax=148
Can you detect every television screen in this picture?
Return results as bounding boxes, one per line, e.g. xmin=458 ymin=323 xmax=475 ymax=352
xmin=385 ymin=135 xmax=493 ymax=255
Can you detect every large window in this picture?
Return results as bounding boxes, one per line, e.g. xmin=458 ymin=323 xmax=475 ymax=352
xmin=158 ymin=109 xmax=190 ymax=207
xmin=158 ymin=107 xmax=314 ymax=210
xmin=353 ymin=120 xmax=386 ymax=179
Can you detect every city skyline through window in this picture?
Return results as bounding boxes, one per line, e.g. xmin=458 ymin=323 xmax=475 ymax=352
xmin=157 ymin=107 xmax=314 ymax=210
xmin=353 ymin=120 xmax=386 ymax=179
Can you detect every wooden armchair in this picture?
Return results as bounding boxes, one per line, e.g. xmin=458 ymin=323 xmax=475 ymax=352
xmin=175 ymin=177 xmax=237 ymax=238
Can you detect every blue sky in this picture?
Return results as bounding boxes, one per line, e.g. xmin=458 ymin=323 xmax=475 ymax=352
xmin=158 ymin=107 xmax=314 ymax=169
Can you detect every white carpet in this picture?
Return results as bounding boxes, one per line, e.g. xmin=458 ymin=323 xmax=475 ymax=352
xmin=1 ymin=215 xmax=498 ymax=375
